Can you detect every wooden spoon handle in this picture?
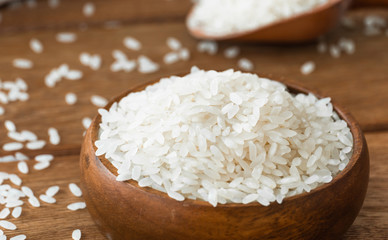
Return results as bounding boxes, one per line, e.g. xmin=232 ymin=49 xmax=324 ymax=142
xmin=352 ymin=0 xmax=388 ymax=8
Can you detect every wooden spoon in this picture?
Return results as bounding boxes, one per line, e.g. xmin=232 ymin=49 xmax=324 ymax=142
xmin=186 ymin=0 xmax=388 ymax=43
xmin=80 ymin=74 xmax=369 ymax=240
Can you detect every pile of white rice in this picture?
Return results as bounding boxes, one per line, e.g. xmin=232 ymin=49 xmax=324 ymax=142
xmin=95 ymin=68 xmax=353 ymax=207
xmin=188 ymin=0 xmax=329 ymax=36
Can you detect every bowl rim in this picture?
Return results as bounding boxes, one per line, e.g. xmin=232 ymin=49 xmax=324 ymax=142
xmin=89 ymin=72 xmax=365 ymax=208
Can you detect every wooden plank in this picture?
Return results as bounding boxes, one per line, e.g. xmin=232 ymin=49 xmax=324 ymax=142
xmin=0 ymin=131 xmax=386 ymax=239
xmin=0 ymin=0 xmax=191 ymax=32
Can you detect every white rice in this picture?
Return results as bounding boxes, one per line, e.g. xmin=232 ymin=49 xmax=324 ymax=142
xmin=224 ymin=46 xmax=240 ymax=59
xmin=21 ymin=186 xmax=34 ymax=198
xmin=30 ymin=38 xmax=43 ymax=54
xmin=21 ymin=130 xmax=37 ymax=141
xmin=163 ymin=52 xmax=180 ymax=65
xmin=65 ymin=92 xmax=77 ymax=105
xmin=178 ymin=48 xmax=190 ymax=61
xmin=5 ymin=120 xmax=16 ymax=132
xmin=17 ymin=161 xmax=29 ymax=174
xmin=96 ymin=68 xmax=353 ymax=207
xmin=0 ymin=208 xmax=10 ymax=219
xmin=338 ymin=38 xmax=355 ymax=55
xmin=13 ymin=59 xmax=33 ymax=69
xmin=28 ymin=196 xmax=40 ymax=207
xmin=26 ymin=140 xmax=46 ymax=150
xmin=45 ymin=64 xmax=83 ymax=87
xmin=123 ymin=37 xmax=142 ymax=51
xmin=5 ymin=200 xmax=23 ymax=208
xmin=66 ymin=70 xmax=83 ymax=80
xmin=35 ymin=154 xmax=54 ymax=162
xmin=15 ymin=152 xmax=28 ymax=161
xmin=48 ymin=127 xmax=60 ymax=145
xmin=363 ymin=15 xmax=386 ymax=36
xmin=11 ymin=207 xmax=22 ymax=218
xmin=9 ymin=174 xmax=22 ymax=186
xmin=330 ymin=45 xmax=341 ymax=58
xmin=56 ymin=32 xmax=77 ymax=43
xmin=39 ymin=194 xmax=56 ymax=204
xmin=91 ymin=95 xmax=108 ymax=107
xmin=72 ymin=229 xmax=81 ymax=240
xmin=2 ymin=142 xmax=23 ymax=151
xmin=197 ymin=41 xmax=218 ymax=55
xmin=300 ymin=61 xmax=316 ymax=75
xmin=79 ymin=53 xmax=101 ymax=70
xmin=188 ymin=0 xmax=329 ymax=36
xmin=82 ymin=117 xmax=92 ymax=129
xmin=0 ymin=155 xmax=16 ymax=163
xmin=0 ymin=220 xmax=17 ymax=230
xmin=137 ymin=55 xmax=159 ymax=74
xmin=10 ymin=235 xmax=26 ymax=240
xmin=67 ymin=202 xmax=86 ymax=211
xmin=237 ymin=58 xmax=254 ymax=71
xmin=83 ymin=2 xmax=95 ymax=17
xmin=45 ymin=186 xmax=60 ymax=197
xmin=166 ymin=37 xmax=182 ymax=51
xmin=69 ymin=183 xmax=82 ymax=197
xmin=33 ymin=161 xmax=51 ymax=170
xmin=164 ymin=37 xmax=190 ymax=64
xmin=110 ymin=50 xmax=137 ymax=73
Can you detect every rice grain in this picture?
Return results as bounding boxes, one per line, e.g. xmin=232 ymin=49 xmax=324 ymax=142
xmin=17 ymin=161 xmax=29 ymax=174
xmin=69 ymin=183 xmax=82 ymax=197
xmin=72 ymin=229 xmax=81 ymax=240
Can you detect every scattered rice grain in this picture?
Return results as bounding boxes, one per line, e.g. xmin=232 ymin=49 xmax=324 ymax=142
xmin=72 ymin=229 xmax=81 ymax=240
xmin=12 ymin=59 xmax=33 ymax=69
xmin=69 ymin=183 xmax=82 ymax=197
xmin=65 ymin=92 xmax=77 ymax=105
xmin=17 ymin=161 xmax=29 ymax=174
xmin=300 ymin=61 xmax=315 ymax=75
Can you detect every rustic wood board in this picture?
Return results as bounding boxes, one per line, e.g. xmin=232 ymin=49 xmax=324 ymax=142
xmin=1 ymin=0 xmax=388 ymax=239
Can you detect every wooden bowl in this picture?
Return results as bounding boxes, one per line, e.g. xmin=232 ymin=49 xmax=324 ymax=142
xmin=80 ymin=74 xmax=369 ymax=240
xmin=186 ymin=0 xmax=351 ymax=43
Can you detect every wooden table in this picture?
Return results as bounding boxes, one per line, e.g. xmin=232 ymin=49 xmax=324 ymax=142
xmin=0 ymin=0 xmax=387 ymax=239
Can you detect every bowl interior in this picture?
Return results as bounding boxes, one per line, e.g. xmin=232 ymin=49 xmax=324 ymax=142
xmin=89 ymin=74 xmax=364 ymax=208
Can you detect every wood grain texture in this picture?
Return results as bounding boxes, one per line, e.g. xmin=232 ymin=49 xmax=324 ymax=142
xmin=0 ymin=155 xmax=104 ymax=240
xmin=0 ymin=0 xmax=191 ymax=33
xmin=343 ymin=132 xmax=388 ymax=239
xmin=0 ymin=1 xmax=388 ymax=239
